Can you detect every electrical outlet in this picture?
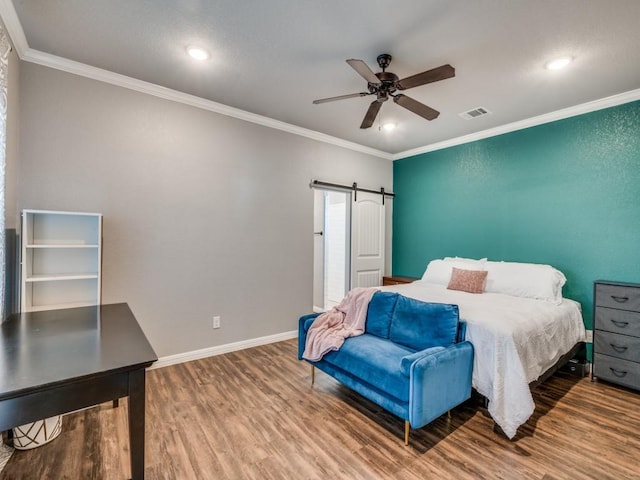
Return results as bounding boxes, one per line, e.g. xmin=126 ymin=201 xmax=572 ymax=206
xmin=585 ymin=329 xmax=593 ymax=343
xmin=213 ymin=316 xmax=221 ymax=329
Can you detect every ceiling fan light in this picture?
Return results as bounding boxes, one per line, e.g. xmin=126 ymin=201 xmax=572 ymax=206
xmin=545 ymin=56 xmax=572 ymax=70
xmin=187 ymin=46 xmax=209 ymax=61
xmin=381 ymin=122 xmax=396 ymax=132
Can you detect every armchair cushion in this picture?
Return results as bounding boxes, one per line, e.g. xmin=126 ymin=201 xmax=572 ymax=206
xmin=389 ymin=296 xmax=460 ymax=351
xmin=323 ymin=334 xmax=414 ymax=403
xmin=365 ymin=291 xmax=399 ymax=338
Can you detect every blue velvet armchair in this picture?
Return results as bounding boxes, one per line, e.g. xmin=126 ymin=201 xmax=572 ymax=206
xmin=298 ymin=292 xmax=474 ymax=444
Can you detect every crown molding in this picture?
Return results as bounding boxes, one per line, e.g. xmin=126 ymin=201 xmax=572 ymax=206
xmin=23 ymin=46 xmax=640 ymax=164
xmin=0 ymin=0 xmax=27 ymax=56
xmin=0 ymin=0 xmax=391 ymax=159
xmin=2 ymin=1 xmax=638 ymax=163
xmin=17 ymin=46 xmax=394 ymax=160
xmin=393 ymin=88 xmax=640 ymax=160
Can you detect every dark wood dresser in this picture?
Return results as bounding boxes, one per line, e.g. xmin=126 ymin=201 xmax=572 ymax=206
xmin=592 ymin=280 xmax=640 ymax=391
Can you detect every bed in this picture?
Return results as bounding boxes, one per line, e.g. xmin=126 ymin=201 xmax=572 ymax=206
xmin=382 ymin=258 xmax=586 ymax=439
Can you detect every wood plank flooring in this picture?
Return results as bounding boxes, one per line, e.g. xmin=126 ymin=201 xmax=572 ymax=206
xmin=2 ymin=338 xmax=640 ymax=479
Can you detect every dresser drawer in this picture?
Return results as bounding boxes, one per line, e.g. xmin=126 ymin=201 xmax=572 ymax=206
xmin=594 ymin=354 xmax=640 ymax=390
xmin=594 ymin=331 xmax=640 ymax=363
xmin=595 ymin=283 xmax=640 ymax=312
xmin=595 ymin=307 xmax=640 ymax=336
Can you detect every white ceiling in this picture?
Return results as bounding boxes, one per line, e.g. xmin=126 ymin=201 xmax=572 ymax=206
xmin=3 ymin=0 xmax=640 ymax=157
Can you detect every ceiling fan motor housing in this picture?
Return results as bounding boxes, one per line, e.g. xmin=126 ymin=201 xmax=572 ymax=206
xmin=368 ymin=71 xmax=399 ymax=99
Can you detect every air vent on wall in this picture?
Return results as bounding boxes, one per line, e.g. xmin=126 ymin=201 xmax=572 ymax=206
xmin=459 ymin=107 xmax=492 ymax=120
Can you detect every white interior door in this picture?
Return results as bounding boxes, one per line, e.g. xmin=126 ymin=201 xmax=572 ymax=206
xmin=350 ymin=192 xmax=385 ymax=288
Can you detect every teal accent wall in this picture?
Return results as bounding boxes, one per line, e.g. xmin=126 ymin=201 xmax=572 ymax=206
xmin=393 ymin=100 xmax=640 ymax=334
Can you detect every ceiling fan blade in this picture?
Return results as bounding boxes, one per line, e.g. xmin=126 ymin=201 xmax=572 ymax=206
xmin=346 ymin=59 xmax=381 ymax=85
xmin=397 ymin=64 xmax=455 ymax=90
xmin=393 ymin=94 xmax=440 ymax=120
xmin=312 ymin=92 xmax=371 ymax=104
xmin=360 ymin=100 xmax=383 ymax=129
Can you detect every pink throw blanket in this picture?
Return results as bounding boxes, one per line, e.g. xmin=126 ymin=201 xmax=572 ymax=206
xmin=302 ymin=287 xmax=379 ymax=362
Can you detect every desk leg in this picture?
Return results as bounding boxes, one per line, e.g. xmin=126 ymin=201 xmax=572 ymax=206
xmin=128 ymin=369 xmax=146 ymax=480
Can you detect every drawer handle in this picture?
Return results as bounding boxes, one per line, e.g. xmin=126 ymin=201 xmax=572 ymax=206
xmin=610 ymin=295 xmax=629 ymax=303
xmin=610 ymin=343 xmax=628 ymax=353
xmin=610 ymin=319 xmax=629 ymax=328
xmin=609 ymin=367 xmax=628 ymax=378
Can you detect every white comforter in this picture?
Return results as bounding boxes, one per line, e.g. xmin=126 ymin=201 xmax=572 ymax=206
xmin=383 ymin=281 xmax=586 ymax=438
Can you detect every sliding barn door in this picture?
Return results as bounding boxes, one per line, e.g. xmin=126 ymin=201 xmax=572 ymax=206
xmin=350 ymin=192 xmax=385 ymax=288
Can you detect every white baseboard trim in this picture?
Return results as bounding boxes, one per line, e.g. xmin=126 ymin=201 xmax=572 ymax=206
xmin=150 ymin=329 xmax=298 ymax=370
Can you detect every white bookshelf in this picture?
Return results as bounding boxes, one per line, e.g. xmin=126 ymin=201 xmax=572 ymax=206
xmin=21 ymin=210 xmax=103 ymax=312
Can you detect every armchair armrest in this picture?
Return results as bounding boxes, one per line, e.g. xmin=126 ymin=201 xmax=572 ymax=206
xmin=400 ymin=346 xmax=446 ymax=377
xmin=408 ymin=341 xmax=474 ymax=428
xmin=298 ymin=313 xmax=321 ymax=360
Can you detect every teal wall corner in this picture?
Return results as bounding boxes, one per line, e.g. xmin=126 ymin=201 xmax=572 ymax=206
xmin=392 ymin=100 xmax=640 ymax=337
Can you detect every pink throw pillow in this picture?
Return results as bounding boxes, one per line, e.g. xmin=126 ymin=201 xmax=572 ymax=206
xmin=447 ymin=267 xmax=488 ymax=294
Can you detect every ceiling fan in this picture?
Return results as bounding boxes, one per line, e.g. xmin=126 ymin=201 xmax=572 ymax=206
xmin=313 ymin=54 xmax=455 ymax=129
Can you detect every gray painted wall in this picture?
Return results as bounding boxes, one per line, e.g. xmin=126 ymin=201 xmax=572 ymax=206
xmin=15 ymin=62 xmax=393 ymax=357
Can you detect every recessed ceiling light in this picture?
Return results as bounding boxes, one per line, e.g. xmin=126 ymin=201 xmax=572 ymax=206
xmin=380 ymin=122 xmax=396 ymax=132
xmin=545 ymin=56 xmax=573 ymax=70
xmin=187 ymin=46 xmax=210 ymax=61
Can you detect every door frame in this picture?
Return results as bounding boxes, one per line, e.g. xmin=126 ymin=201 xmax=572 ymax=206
xmin=313 ymin=188 xmax=351 ymax=312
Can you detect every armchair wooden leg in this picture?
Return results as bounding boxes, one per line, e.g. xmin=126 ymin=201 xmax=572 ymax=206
xmin=447 ymin=410 xmax=451 ymax=419
xmin=404 ymin=421 xmax=410 ymax=446
xmin=113 ymin=399 xmax=119 ymax=408
xmin=311 ymin=365 xmax=315 ymax=385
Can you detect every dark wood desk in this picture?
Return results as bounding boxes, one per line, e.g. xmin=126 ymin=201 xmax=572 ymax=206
xmin=0 ymin=303 xmax=157 ymax=480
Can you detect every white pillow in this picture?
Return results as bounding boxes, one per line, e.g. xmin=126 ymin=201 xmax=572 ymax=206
xmin=443 ymin=256 xmax=488 ymax=265
xmin=422 ymin=258 xmax=486 ymax=285
xmin=484 ymin=261 xmax=566 ymax=304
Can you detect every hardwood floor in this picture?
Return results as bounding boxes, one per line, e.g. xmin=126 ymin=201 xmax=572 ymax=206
xmin=2 ymin=338 xmax=640 ymax=479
